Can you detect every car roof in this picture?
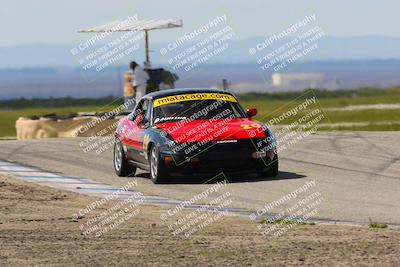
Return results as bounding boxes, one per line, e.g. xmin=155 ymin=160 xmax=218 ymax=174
xmin=144 ymin=88 xmax=234 ymax=100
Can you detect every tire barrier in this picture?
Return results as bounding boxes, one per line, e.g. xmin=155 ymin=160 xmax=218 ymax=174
xmin=15 ymin=113 xmax=123 ymax=140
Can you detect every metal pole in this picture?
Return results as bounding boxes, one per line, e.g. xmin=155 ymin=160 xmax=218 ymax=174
xmin=222 ymin=79 xmax=228 ymax=91
xmin=144 ymin=30 xmax=150 ymax=65
xmin=116 ymin=66 xmax=122 ymax=96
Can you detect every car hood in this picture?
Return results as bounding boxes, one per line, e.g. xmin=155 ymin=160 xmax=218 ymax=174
xmin=155 ymin=118 xmax=266 ymax=143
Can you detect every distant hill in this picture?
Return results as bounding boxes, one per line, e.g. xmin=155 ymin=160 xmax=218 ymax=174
xmin=1 ymin=36 xmax=400 ymax=68
xmin=0 ymin=60 xmax=400 ymax=99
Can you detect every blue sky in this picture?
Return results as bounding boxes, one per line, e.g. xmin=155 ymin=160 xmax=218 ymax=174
xmin=1 ymin=0 xmax=399 ymax=46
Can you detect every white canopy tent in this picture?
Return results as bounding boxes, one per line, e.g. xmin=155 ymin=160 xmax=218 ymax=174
xmin=78 ymin=19 xmax=183 ymax=65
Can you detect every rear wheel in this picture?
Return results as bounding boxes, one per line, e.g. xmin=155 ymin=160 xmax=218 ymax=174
xmin=114 ymin=137 xmax=136 ymax=177
xmin=149 ymin=145 xmax=170 ymax=184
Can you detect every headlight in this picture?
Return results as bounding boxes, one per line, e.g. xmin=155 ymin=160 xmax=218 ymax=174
xmin=252 ymin=151 xmax=267 ymax=158
xmin=166 ymin=139 xmax=176 ymax=147
xmin=160 ymin=130 xmax=176 ymax=148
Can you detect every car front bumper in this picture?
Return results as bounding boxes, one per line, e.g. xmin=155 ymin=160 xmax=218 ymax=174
xmin=160 ymin=141 xmax=276 ymax=177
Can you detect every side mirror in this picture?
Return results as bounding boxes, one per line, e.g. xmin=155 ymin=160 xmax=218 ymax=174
xmin=134 ymin=114 xmax=144 ymax=125
xmin=246 ymin=108 xmax=258 ymax=119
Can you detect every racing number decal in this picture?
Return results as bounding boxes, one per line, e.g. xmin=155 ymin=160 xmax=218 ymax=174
xmin=240 ymin=123 xmax=261 ymax=130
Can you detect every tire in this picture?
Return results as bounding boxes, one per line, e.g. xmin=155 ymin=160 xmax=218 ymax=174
xmin=114 ymin=137 xmax=136 ymax=177
xmin=149 ymin=145 xmax=170 ymax=184
xmin=260 ymin=154 xmax=279 ymax=178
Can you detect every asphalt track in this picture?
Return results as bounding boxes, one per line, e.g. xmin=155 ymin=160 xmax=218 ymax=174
xmin=0 ymin=132 xmax=399 ymax=224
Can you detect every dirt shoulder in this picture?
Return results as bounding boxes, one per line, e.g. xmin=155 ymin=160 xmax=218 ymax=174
xmin=1 ymin=175 xmax=399 ymax=267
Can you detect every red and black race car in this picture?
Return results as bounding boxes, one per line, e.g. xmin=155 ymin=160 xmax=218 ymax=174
xmin=114 ymin=88 xmax=278 ymax=183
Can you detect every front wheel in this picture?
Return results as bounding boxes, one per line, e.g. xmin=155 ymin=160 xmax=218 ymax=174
xmin=260 ymin=154 xmax=279 ymax=178
xmin=149 ymin=145 xmax=170 ymax=184
xmin=114 ymin=137 xmax=136 ymax=177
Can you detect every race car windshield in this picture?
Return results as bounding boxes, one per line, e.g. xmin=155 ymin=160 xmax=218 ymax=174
xmin=153 ymin=99 xmax=246 ymax=124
